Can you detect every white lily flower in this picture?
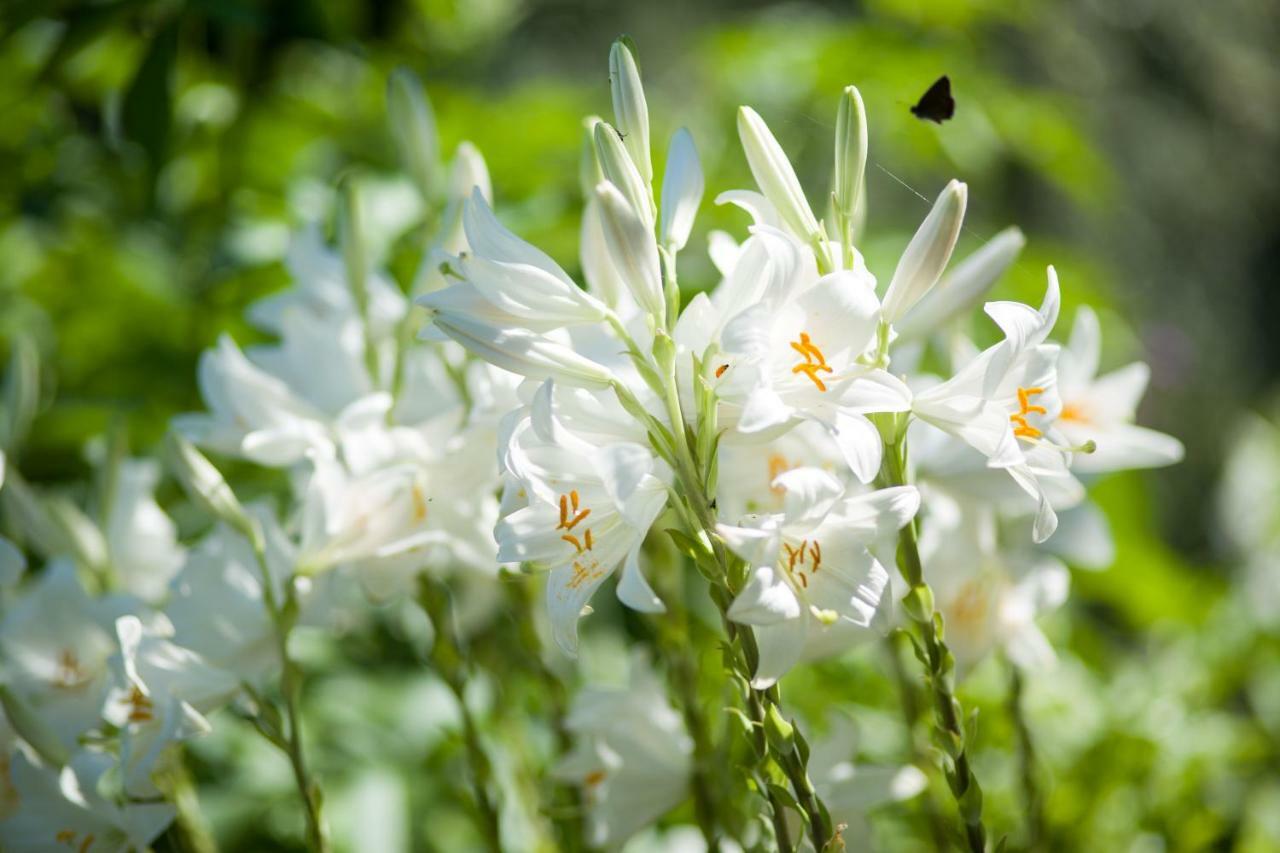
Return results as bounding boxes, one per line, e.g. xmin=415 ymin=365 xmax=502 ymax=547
xmin=1055 ymin=306 xmax=1184 ymax=472
xmin=912 ymin=269 xmax=1077 ymax=541
xmin=553 ymin=653 xmax=691 ymax=847
xmin=174 ymin=334 xmax=332 ymax=466
xmin=165 ymin=513 xmax=292 ymax=685
xmin=0 ymin=749 xmax=174 ymax=853
xmin=880 ymin=180 xmax=968 ymax=325
xmin=104 ymin=616 xmax=239 ymax=798
xmin=0 ymin=562 xmax=117 ymax=750
xmin=806 ymin=715 xmax=927 ymax=843
xmin=720 ymin=468 xmax=918 ymax=687
xmin=496 ymin=381 xmax=671 ymax=653
xmin=918 ymin=494 xmax=1069 ymax=672
xmin=714 ymin=233 xmax=911 ymax=482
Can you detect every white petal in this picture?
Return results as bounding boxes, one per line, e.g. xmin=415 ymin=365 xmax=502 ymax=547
xmin=737 ymin=386 xmax=794 ymax=434
xmin=827 ymin=412 xmax=882 ymax=484
xmin=717 ymin=520 xmax=782 ymax=567
xmin=773 ymin=467 xmax=844 ymax=529
xmin=728 ymin=565 xmax=803 ymax=626
xmin=463 ymin=189 xmax=574 ymax=284
xmin=616 ymin=545 xmax=665 ymax=613
xmin=660 ymin=128 xmax=704 ymax=252
xmin=714 ymin=189 xmax=781 ymax=230
xmin=593 ymin=442 xmax=654 ymax=509
xmin=749 ymin=615 xmax=808 ymax=688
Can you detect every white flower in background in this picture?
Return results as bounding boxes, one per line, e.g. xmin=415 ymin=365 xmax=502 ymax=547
xmin=165 ymin=515 xmax=289 ymax=685
xmin=720 ymin=469 xmax=918 ymax=687
xmin=805 ymin=716 xmax=927 ymax=845
xmin=918 ymin=493 xmax=1069 ymax=671
xmin=101 ymin=459 xmax=185 ymax=603
xmin=1218 ymin=410 xmax=1280 ymax=624
xmin=715 ymin=420 xmax=846 ymax=521
xmin=496 ymin=381 xmax=670 ymax=653
xmin=174 ymin=334 xmax=333 ymax=466
xmin=1055 ymin=306 xmax=1184 ymax=472
xmin=0 ymin=562 xmax=118 ymax=750
xmin=104 ymin=616 xmax=239 ymax=798
xmin=553 ymin=653 xmax=691 ymax=848
xmin=0 ymin=749 xmax=174 ymax=853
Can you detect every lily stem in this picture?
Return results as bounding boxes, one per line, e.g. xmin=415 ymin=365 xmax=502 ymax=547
xmin=250 ymin=538 xmax=328 ymax=853
xmin=882 ymin=438 xmax=988 ymax=853
xmin=417 ymin=576 xmax=503 ymax=852
xmin=504 ymin=574 xmax=592 ymax=852
xmin=886 ymin=631 xmax=953 ymax=851
xmin=1007 ymin=662 xmax=1045 ymax=850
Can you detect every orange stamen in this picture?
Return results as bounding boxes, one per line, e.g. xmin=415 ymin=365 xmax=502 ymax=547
xmin=715 ymin=364 xmax=729 ymax=378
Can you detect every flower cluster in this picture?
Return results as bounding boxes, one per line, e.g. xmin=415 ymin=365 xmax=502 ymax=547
xmin=0 ymin=39 xmax=1183 ymax=853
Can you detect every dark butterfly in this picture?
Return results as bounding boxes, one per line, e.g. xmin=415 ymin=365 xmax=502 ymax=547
xmin=910 ymin=75 xmax=955 ymax=124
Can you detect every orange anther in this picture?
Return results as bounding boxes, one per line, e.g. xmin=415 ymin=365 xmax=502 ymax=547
xmin=584 ymin=529 xmax=594 ymax=550
xmin=715 ymin=364 xmax=729 ymax=378
xmin=562 ymin=534 xmax=584 ymax=553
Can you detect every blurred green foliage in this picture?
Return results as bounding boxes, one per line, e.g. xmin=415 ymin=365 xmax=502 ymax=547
xmin=3 ymin=0 xmax=1279 ymax=850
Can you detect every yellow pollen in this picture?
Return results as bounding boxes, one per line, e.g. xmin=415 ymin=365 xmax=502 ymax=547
xmin=1011 ymin=386 xmax=1046 ymax=439
xmin=556 ymin=492 xmax=591 ymax=530
xmin=790 ymin=331 xmax=833 ymax=391
xmin=54 ymin=648 xmax=87 ymax=688
xmin=125 ymin=685 xmax=154 ymax=723
xmin=767 ymin=454 xmax=791 ymax=495
xmin=1059 ymin=402 xmax=1088 ymax=423
xmin=411 ymin=484 xmax=428 ymax=522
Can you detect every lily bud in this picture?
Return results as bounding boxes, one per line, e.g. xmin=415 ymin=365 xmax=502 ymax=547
xmin=736 ymin=106 xmax=822 ymax=243
xmin=387 ymin=67 xmax=441 ymax=197
xmin=165 ymin=431 xmax=261 ymax=548
xmin=596 ymin=181 xmax=664 ymax=320
xmin=881 ymin=179 xmax=968 ymax=324
xmin=448 ymin=141 xmax=491 ymax=206
xmin=594 ymin=121 xmax=654 ymax=226
xmin=660 ymin=128 xmax=704 ymax=252
xmin=579 ymin=116 xmax=607 ymax=199
xmin=1 ymin=335 xmax=38 ymax=453
xmin=834 ymin=85 xmax=868 ymax=221
xmin=339 ymin=177 xmax=369 ymax=319
xmin=896 ymin=226 xmax=1025 ymax=341
xmin=609 ymin=38 xmax=652 ymax=184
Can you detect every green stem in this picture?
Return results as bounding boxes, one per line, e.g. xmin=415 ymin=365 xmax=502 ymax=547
xmin=653 ymin=354 xmax=831 ymax=852
xmin=886 ymin=632 xmax=952 ymax=852
xmin=503 ymin=575 xmax=592 ymax=852
xmin=1008 ymin=663 xmax=1044 ymax=850
xmin=418 ymin=576 xmax=503 ymax=852
xmin=882 ymin=440 xmax=987 ymax=853
xmin=250 ymin=539 xmax=328 ymax=853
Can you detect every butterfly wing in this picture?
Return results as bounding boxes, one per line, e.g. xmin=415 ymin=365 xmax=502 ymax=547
xmin=910 ymin=76 xmax=955 ymax=123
